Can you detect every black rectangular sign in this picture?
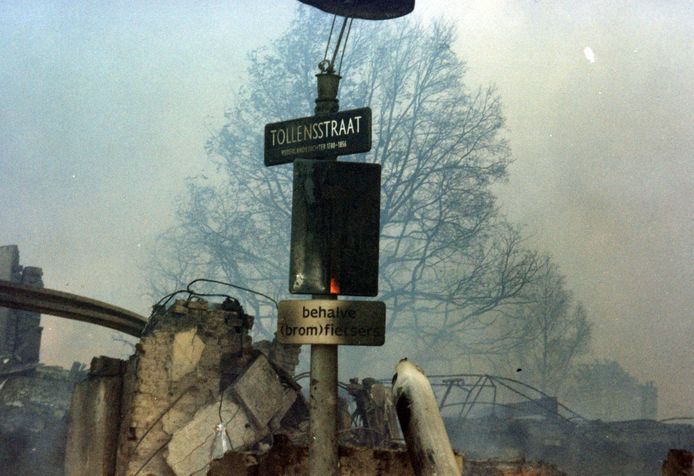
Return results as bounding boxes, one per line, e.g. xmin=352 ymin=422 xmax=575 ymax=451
xmin=289 ymin=159 xmax=381 ymax=297
xmin=264 ymin=107 xmax=372 ymax=166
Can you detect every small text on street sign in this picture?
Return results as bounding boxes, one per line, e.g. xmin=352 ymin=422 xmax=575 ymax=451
xmin=277 ymin=299 xmax=385 ymax=346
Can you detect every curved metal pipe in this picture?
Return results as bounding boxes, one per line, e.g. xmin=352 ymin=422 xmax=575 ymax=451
xmin=0 ymin=279 xmax=146 ymax=337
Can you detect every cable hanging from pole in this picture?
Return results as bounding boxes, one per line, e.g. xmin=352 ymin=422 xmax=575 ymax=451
xmin=319 ymin=15 xmax=354 ymax=75
xmin=337 ymin=18 xmax=353 ymax=75
xmin=321 ymin=14 xmax=337 ymax=69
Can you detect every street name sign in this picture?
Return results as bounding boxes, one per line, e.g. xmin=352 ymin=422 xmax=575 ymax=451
xmin=264 ymin=107 xmax=372 ymax=166
xmin=277 ymin=299 xmax=385 ymax=346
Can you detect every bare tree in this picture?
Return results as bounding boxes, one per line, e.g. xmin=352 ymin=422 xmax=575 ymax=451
xmin=149 ymin=8 xmax=538 ymax=368
xmin=501 ymin=256 xmax=592 ymax=394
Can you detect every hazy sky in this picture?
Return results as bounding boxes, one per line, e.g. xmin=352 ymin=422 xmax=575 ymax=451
xmin=1 ymin=1 xmax=692 ymax=418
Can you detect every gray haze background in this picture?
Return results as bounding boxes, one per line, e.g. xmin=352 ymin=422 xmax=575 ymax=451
xmin=1 ymin=1 xmax=691 ymax=418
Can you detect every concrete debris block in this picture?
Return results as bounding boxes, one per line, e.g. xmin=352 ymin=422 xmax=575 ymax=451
xmin=232 ymin=354 xmax=297 ymax=429
xmin=170 ymin=328 xmax=205 ymax=381
xmin=219 ymin=395 xmax=265 ymax=449
xmin=161 ymin=387 xmax=214 ymax=436
xmin=165 ymin=353 xmax=299 ymax=475
xmin=166 ymin=388 xmax=261 ymax=476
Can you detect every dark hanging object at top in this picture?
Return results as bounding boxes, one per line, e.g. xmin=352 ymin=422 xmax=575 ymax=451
xmin=298 ymin=0 xmax=414 ymax=20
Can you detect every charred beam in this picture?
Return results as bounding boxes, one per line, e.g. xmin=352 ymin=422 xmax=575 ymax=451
xmin=392 ymin=359 xmax=460 ymax=476
xmin=0 ymin=279 xmax=146 ymax=337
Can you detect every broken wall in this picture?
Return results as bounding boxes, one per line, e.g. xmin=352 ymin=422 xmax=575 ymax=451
xmin=65 ymin=357 xmax=125 ymax=476
xmin=115 ymin=299 xmax=255 ymax=476
xmin=0 ymin=364 xmax=82 ymax=475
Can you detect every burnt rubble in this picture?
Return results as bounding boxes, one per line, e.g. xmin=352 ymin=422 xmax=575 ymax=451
xmin=1 ymin=294 xmax=690 ymax=475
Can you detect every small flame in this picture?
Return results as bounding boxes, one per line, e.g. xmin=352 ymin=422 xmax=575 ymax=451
xmin=329 ymin=277 xmax=340 ymax=295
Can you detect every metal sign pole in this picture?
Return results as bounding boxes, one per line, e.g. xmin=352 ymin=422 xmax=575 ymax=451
xmin=308 ymin=71 xmax=341 ymax=476
xmin=266 ymin=7 xmax=412 ymax=473
xmin=309 ymin=295 xmax=339 ymax=476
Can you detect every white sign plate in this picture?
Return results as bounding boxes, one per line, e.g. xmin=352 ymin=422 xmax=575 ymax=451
xmin=277 ymin=300 xmax=385 ymax=346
